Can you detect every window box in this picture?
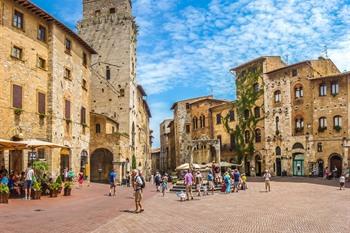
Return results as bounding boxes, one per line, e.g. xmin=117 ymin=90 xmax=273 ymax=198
xmin=14 ymin=108 xmax=23 ymax=115
xmin=334 ymin=126 xmax=342 ymax=132
xmin=318 ymin=127 xmax=327 ymax=132
xmin=39 ymin=113 xmax=46 ymax=119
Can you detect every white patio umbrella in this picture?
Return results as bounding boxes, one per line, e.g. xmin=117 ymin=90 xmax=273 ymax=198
xmin=0 ymin=139 xmax=27 ymax=150
xmin=175 ymin=163 xmax=201 ymax=171
xmin=20 ymin=139 xmax=67 ymax=149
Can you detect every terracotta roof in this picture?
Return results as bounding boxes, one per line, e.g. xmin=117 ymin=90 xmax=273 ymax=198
xmin=230 ymin=56 xmax=281 ymax=72
xmin=170 ymin=95 xmax=213 ymax=110
xmin=264 ymin=60 xmax=311 ymax=75
xmin=209 ymin=101 xmax=235 ymax=110
xmin=91 ymin=112 xmax=118 ymax=125
xmin=15 ymin=0 xmax=96 ymax=54
xmin=309 ymin=71 xmax=350 ymax=80
xmin=189 ymin=98 xmax=230 ymax=106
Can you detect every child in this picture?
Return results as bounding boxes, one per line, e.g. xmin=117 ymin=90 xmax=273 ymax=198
xmin=241 ymin=173 xmax=247 ymax=190
xmin=339 ymin=174 xmax=345 ymax=190
xmin=161 ymin=173 xmax=168 ymax=197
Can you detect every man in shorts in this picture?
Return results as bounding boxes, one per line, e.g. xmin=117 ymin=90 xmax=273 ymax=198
xmin=133 ymin=169 xmax=144 ymax=213
xmin=109 ymin=169 xmax=117 ymax=196
xmin=24 ymin=165 xmax=35 ymax=200
xmin=207 ymin=170 xmax=215 ymax=195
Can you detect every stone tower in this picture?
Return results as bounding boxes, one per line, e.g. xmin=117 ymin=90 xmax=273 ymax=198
xmin=78 ymin=0 xmax=137 ymax=152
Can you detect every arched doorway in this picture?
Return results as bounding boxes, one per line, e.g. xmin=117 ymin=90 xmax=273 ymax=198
xmin=255 ymin=155 xmax=262 ymax=176
xmin=9 ymin=150 xmax=23 ymax=173
xmin=293 ymin=154 xmax=304 ymax=176
xmin=80 ymin=150 xmax=88 ymax=178
xmin=317 ymin=159 xmax=324 ymax=177
xmin=90 ymin=148 xmax=113 ymax=183
xmin=60 ymin=148 xmax=71 ymax=177
xmin=329 ymin=154 xmax=342 ymax=178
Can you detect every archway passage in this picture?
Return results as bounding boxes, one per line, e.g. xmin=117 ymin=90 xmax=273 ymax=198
xmin=317 ymin=159 xmax=324 ymax=177
xmin=329 ymin=154 xmax=342 ymax=178
xmin=255 ymin=155 xmax=262 ymax=176
xmin=60 ymin=148 xmax=70 ymax=177
xmin=90 ymin=148 xmax=113 ymax=183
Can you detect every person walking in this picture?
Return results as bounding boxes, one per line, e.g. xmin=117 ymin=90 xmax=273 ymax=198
xmin=63 ymin=167 xmax=68 ymax=182
xmin=154 ymin=172 xmax=161 ymax=192
xmin=195 ymin=171 xmax=203 ymax=197
xmin=339 ymin=174 xmax=345 ymax=190
xmin=233 ymin=169 xmax=240 ymax=192
xmin=263 ymin=170 xmax=271 ymax=192
xmin=184 ymin=170 xmax=194 ymax=200
xmin=207 ymin=170 xmax=215 ymax=195
xmin=24 ymin=165 xmax=35 ymax=200
xmin=67 ymin=168 xmax=75 ymax=182
xmin=224 ymin=172 xmax=231 ymax=194
xmin=109 ymin=169 xmax=117 ymax=196
xmin=78 ymin=171 xmax=84 ymax=188
xmin=161 ymin=173 xmax=168 ymax=197
xmin=133 ymin=169 xmax=144 ymax=213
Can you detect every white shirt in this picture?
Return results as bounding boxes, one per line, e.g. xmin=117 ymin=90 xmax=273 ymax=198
xmin=339 ymin=176 xmax=345 ymax=183
xmin=26 ymin=168 xmax=34 ymax=181
xmin=264 ymin=173 xmax=271 ymax=181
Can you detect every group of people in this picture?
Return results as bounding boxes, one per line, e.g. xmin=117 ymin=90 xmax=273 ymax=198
xmin=0 ymin=165 xmax=35 ymax=200
xmin=222 ymin=169 xmax=248 ymax=193
xmin=154 ymin=172 xmax=169 ymax=197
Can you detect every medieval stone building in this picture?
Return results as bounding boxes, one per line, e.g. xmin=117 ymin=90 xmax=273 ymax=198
xmin=78 ymin=0 xmax=151 ymax=182
xmin=0 ymin=0 xmax=95 ymax=176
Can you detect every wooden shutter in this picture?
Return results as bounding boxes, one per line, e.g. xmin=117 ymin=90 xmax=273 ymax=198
xmin=65 ymin=100 xmax=71 ymax=120
xmin=81 ymin=107 xmax=86 ymax=124
xmin=13 ymin=85 xmax=22 ymax=108
xmin=38 ymin=92 xmax=46 ymax=114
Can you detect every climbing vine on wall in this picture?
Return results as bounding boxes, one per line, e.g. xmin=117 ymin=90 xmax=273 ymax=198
xmin=223 ymin=68 xmax=265 ymax=163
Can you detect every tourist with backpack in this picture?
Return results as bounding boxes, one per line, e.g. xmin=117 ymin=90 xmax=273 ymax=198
xmin=133 ymin=169 xmax=144 ymax=213
xmin=154 ymin=172 xmax=161 ymax=192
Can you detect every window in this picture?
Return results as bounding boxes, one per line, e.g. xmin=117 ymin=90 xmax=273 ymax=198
xmin=186 ymin=103 xmax=190 ymax=109
xmin=120 ymin=89 xmax=125 ymax=97
xmin=295 ymin=117 xmax=304 ymax=131
xmin=317 ymin=143 xmax=323 ymax=152
xmin=13 ymin=10 xmax=24 ymax=29
xmin=193 ymin=117 xmax=198 ymax=129
xmin=292 ymin=69 xmax=298 ymax=77
xmin=200 ymin=115 xmax=206 ymax=128
xmin=64 ymin=68 xmax=71 ymax=80
xmin=106 ymin=66 xmax=111 ymax=80
xmin=216 ymin=114 xmax=221 ymax=124
xmin=11 ymin=46 xmax=22 ymax=60
xmin=255 ymin=129 xmax=261 ymax=143
xmin=229 ymin=110 xmax=235 ymax=121
xmin=244 ymin=109 xmax=250 ymax=120
xmin=38 ymin=92 xmax=46 ymax=114
xmin=331 ymin=81 xmax=339 ymax=96
xmin=319 ymin=83 xmax=327 ymax=96
xmin=185 ymin=124 xmax=190 ymax=134
xmin=295 ymin=85 xmax=303 ymax=98
xmin=318 ymin=117 xmax=327 ymax=130
xmin=276 ymin=116 xmax=280 ymax=133
xmin=12 ymin=84 xmax=23 ymax=109
xmin=37 ymin=25 xmax=46 ymax=42
xmin=82 ymin=79 xmax=87 ymax=90
xmin=275 ymin=147 xmax=281 ymax=156
xmin=37 ymin=148 xmax=45 ymax=159
xmin=254 ymin=107 xmax=260 ymax=118
xmin=110 ymin=8 xmax=116 ymax=14
xmin=244 ymin=130 xmax=250 ymax=144
xmin=230 ymin=134 xmax=236 ymax=150
xmin=274 ymin=90 xmax=281 ymax=103
xmin=253 ymin=83 xmax=259 ymax=93
xmin=81 ymin=107 xmax=86 ymax=124
xmin=333 ymin=115 xmax=342 ymax=128
xmin=95 ymin=10 xmax=101 ymax=16
xmin=83 ymin=52 xmax=87 ymax=67
xmin=37 ymin=57 xmax=46 ymax=69
xmin=64 ymin=100 xmax=71 ymax=120
xmin=96 ymin=124 xmax=101 ymax=133
xmin=65 ymin=38 xmax=72 ymax=54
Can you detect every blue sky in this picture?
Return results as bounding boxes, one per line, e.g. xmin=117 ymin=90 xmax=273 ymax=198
xmin=31 ymin=0 xmax=350 ymax=147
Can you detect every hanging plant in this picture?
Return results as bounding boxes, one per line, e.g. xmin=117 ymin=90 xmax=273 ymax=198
xmin=14 ymin=108 xmax=23 ymax=115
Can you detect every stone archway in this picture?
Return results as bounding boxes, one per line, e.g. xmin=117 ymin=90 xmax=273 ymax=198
xmin=329 ymin=154 xmax=342 ymax=178
xmin=90 ymin=148 xmax=113 ymax=183
xmin=60 ymin=148 xmax=71 ymax=177
xmin=255 ymin=154 xmax=262 ymax=176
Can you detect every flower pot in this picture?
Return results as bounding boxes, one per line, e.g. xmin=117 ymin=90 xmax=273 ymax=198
xmin=0 ymin=192 xmax=9 ymax=204
xmin=64 ymin=188 xmax=72 ymax=196
xmin=58 ymin=187 xmax=63 ymax=194
xmin=32 ymin=190 xmax=42 ymax=200
xmin=49 ymin=190 xmax=58 ymax=198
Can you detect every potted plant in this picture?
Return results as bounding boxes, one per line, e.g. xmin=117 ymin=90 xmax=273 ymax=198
xmin=32 ymin=181 xmax=42 ymax=200
xmin=49 ymin=182 xmax=60 ymax=198
xmin=55 ymin=176 xmax=63 ymax=194
xmin=0 ymin=184 xmax=10 ymax=204
xmin=64 ymin=182 xmax=73 ymax=196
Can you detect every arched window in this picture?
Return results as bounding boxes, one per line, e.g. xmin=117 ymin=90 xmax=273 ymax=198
xmin=331 ymin=81 xmax=339 ymax=96
xmin=255 ymin=129 xmax=261 ymax=143
xmin=229 ymin=110 xmax=235 ymax=121
xmin=292 ymin=143 xmax=304 ymax=150
xmin=199 ymin=116 xmax=203 ymax=128
xmin=193 ymin=117 xmax=198 ymax=129
xmin=295 ymin=84 xmax=303 ymax=98
xmin=216 ymin=114 xmax=222 ymax=125
xmin=295 ymin=116 xmax=304 ymax=132
xmin=317 ymin=142 xmax=323 ymax=152
xmin=275 ymin=147 xmax=281 ymax=156
xmin=244 ymin=109 xmax=250 ymax=120
xmin=201 ymin=115 xmax=206 ymax=128
xmin=95 ymin=123 xmax=101 ymax=133
xmin=244 ymin=130 xmax=250 ymax=144
xmin=333 ymin=115 xmax=342 ymax=131
xmin=275 ymin=116 xmax=280 ymax=132
xmin=274 ymin=90 xmax=281 ymax=103
xmin=254 ymin=107 xmax=261 ymax=118
xmin=318 ymin=117 xmax=327 ymax=130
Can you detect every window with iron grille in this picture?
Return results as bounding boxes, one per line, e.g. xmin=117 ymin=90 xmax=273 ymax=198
xmin=11 ymin=46 xmax=22 ymax=60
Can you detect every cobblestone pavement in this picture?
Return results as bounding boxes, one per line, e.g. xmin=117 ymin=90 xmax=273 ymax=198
xmin=94 ymin=181 xmax=350 ymax=233
xmin=0 ymin=183 xmax=156 ymax=233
